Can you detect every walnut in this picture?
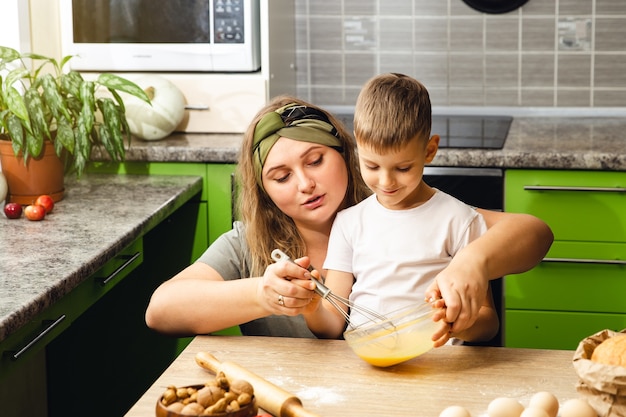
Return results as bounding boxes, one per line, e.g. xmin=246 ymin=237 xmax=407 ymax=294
xmin=229 ymin=379 xmax=254 ymax=396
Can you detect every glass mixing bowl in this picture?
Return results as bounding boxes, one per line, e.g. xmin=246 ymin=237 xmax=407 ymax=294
xmin=343 ymin=302 xmax=441 ymax=367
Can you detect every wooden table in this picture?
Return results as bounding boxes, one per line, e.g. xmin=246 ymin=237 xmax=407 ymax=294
xmin=125 ymin=335 xmax=581 ymax=417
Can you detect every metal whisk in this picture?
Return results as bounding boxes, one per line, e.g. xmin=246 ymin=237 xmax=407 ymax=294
xmin=271 ymin=249 xmax=391 ymax=329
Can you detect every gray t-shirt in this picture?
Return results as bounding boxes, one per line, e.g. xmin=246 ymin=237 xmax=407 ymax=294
xmin=196 ymin=221 xmax=316 ymax=338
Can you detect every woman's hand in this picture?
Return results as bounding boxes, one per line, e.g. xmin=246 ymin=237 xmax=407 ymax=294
xmin=258 ymin=257 xmax=320 ymax=316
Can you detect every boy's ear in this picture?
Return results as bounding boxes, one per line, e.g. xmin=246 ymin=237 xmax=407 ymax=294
xmin=425 ymin=135 xmax=440 ymax=163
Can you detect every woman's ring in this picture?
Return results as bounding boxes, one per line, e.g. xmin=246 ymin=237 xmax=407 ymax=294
xmin=277 ymin=294 xmax=285 ymax=306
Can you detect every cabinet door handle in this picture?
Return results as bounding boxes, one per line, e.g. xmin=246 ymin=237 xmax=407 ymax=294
xmin=230 ymin=172 xmax=237 ymax=225
xmin=543 ymin=257 xmax=626 ymax=265
xmin=524 ymin=185 xmax=626 ymax=192
xmin=98 ymin=251 xmax=141 ymax=286
xmin=9 ymin=315 xmax=66 ymax=361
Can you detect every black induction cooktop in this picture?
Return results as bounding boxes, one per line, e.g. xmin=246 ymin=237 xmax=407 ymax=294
xmin=433 ymin=115 xmax=513 ymax=149
xmin=333 ymin=113 xmax=513 ymax=149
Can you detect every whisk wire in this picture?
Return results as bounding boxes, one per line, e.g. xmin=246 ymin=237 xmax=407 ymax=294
xmin=270 ymin=249 xmax=391 ymax=329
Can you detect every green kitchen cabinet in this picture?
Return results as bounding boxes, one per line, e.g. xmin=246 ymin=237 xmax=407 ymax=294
xmin=504 ymin=169 xmax=626 ymax=350
xmin=0 ymin=194 xmax=206 ymax=417
xmin=0 ymin=239 xmax=143 ymax=417
xmin=88 ymin=161 xmax=242 ymax=339
xmin=46 ymin=199 xmax=202 ymax=417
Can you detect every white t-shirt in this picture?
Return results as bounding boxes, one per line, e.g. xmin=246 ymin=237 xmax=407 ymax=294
xmin=323 ymin=189 xmax=487 ymax=326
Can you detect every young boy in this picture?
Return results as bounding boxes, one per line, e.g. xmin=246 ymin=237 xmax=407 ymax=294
xmin=303 ymin=73 xmax=499 ymax=346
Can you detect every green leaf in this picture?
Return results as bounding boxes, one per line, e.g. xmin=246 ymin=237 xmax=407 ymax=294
xmin=23 ymin=52 xmax=55 ymax=62
xmin=59 ymin=55 xmax=74 ymax=69
xmin=108 ymin=88 xmax=126 ymax=112
xmin=97 ymin=120 xmax=116 ymax=159
xmin=74 ymin=123 xmax=91 ymax=173
xmin=97 ymin=73 xmax=150 ymax=104
xmin=40 ymin=73 xmax=71 ymax=121
xmin=6 ymin=86 xmax=30 ymax=123
xmin=69 ymin=125 xmax=88 ymax=177
xmin=6 ymin=114 xmax=25 ymax=154
xmin=25 ymin=130 xmax=42 ymax=158
xmin=5 ymin=68 xmax=30 ymax=90
xmin=0 ymin=46 xmax=21 ymax=63
xmin=25 ymin=86 xmax=51 ymax=141
xmin=60 ymin=72 xmax=82 ymax=97
xmin=79 ymin=81 xmax=95 ymax=136
xmin=29 ymin=57 xmax=58 ymax=79
xmin=55 ymin=117 xmax=74 ymax=155
xmin=65 ymin=96 xmax=82 ymax=118
xmin=100 ymin=98 xmax=125 ymax=160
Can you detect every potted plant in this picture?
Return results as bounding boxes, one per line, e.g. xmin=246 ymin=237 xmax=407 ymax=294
xmin=0 ymin=46 xmax=150 ymax=203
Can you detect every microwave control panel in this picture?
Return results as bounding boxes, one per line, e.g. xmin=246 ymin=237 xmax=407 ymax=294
xmin=214 ymin=0 xmax=245 ymax=43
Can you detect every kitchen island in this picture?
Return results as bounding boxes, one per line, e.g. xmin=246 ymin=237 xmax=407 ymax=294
xmin=125 ymin=335 xmax=582 ymax=417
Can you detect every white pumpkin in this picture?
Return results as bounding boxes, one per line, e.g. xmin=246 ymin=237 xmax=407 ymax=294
xmin=0 ymin=171 xmax=7 ymax=202
xmin=123 ymin=75 xmax=186 ymax=141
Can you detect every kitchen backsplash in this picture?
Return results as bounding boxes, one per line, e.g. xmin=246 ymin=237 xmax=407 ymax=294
xmin=294 ymin=0 xmax=626 ymax=108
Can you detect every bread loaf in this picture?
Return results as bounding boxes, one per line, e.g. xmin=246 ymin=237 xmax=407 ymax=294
xmin=591 ymin=334 xmax=626 ymax=367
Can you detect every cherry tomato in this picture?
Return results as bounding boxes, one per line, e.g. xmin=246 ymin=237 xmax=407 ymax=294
xmin=4 ymin=202 xmax=22 ymax=219
xmin=24 ymin=204 xmax=46 ymax=221
xmin=35 ymin=194 xmax=55 ymax=213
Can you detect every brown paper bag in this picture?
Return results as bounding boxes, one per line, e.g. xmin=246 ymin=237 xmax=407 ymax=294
xmin=572 ymin=328 xmax=626 ymax=417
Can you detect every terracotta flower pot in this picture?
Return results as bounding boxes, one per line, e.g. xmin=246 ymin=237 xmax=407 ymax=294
xmin=0 ymin=138 xmax=65 ymax=204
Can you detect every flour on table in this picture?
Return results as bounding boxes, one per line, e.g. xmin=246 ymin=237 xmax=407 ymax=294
xmin=267 ymin=376 xmax=346 ymax=405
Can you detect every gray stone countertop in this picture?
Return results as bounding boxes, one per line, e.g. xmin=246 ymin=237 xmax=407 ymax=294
xmin=101 ymin=117 xmax=626 ymax=171
xmin=0 ymin=174 xmax=203 ymax=344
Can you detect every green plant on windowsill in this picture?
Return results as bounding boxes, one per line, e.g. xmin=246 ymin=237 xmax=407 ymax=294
xmin=0 ymin=46 xmax=150 ymax=177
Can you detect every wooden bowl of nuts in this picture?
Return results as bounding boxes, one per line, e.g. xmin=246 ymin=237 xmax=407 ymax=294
xmin=155 ymin=372 xmax=258 ymax=417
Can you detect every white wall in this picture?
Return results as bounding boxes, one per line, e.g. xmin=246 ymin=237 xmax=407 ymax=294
xmin=28 ymin=0 xmax=62 ymax=59
xmin=1 ymin=0 xmax=31 ymax=52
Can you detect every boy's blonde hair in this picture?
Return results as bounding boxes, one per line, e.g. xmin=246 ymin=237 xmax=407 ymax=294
xmin=354 ymin=73 xmax=432 ymax=152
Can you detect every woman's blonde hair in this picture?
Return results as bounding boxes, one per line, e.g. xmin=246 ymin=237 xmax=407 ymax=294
xmin=237 ymin=95 xmax=370 ymax=276
xmin=354 ymin=73 xmax=432 ymax=153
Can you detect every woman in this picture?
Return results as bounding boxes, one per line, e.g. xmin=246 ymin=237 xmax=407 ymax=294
xmin=145 ymin=95 xmax=553 ymax=338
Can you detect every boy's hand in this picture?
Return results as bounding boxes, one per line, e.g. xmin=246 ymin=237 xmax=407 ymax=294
xmin=425 ymin=261 xmax=488 ymax=334
xmin=431 ymin=318 xmax=452 ymax=347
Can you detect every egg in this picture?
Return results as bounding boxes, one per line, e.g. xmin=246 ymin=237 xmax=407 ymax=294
xmin=559 ymin=398 xmax=598 ymax=417
xmin=528 ymin=391 xmax=559 ymax=417
xmin=520 ymin=407 xmax=549 ymax=417
xmin=439 ymin=405 xmax=472 ymax=417
xmin=487 ymin=397 xmax=524 ymax=417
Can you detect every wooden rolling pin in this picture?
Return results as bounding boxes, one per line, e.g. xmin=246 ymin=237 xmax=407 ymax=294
xmin=195 ymin=351 xmax=321 ymax=417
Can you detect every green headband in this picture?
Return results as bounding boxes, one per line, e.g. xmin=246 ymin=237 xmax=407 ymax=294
xmin=252 ymin=104 xmax=343 ymax=190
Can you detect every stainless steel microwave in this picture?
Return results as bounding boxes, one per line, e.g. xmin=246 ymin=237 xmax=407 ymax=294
xmin=59 ymin=0 xmax=261 ymax=72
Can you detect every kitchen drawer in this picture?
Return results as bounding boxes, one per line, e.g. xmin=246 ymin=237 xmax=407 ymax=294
xmin=505 ymin=241 xmax=626 ymax=313
xmin=0 ymin=238 xmax=142 ymax=380
xmin=505 ymin=170 xmax=626 ymax=243
xmin=505 ymin=309 xmax=626 ymax=350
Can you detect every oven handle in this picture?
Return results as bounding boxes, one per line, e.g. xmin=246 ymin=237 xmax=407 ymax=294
xmin=524 ymin=185 xmax=626 ymax=193
xmin=424 ymin=167 xmax=503 ymax=177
